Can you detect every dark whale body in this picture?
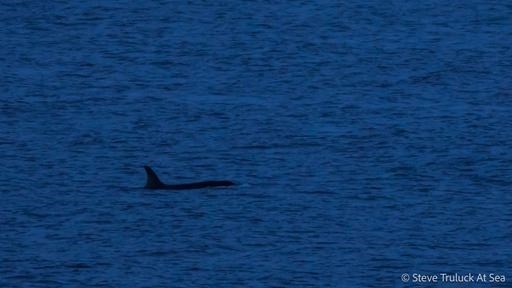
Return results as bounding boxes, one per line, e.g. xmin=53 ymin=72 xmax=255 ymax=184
xmin=144 ymin=166 xmax=235 ymax=190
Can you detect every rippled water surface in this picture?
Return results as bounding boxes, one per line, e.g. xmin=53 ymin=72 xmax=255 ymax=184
xmin=1 ymin=1 xmax=511 ymax=287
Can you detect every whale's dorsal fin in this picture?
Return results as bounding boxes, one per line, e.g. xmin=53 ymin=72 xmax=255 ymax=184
xmin=144 ymin=166 xmax=165 ymax=189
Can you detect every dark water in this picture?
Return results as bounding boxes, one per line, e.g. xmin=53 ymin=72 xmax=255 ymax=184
xmin=1 ymin=1 xmax=511 ymax=287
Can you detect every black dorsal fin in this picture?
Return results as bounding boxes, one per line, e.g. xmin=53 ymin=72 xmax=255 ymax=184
xmin=144 ymin=166 xmax=165 ymax=189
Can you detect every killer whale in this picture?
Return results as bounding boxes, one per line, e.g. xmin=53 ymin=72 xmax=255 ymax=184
xmin=144 ymin=166 xmax=235 ymax=190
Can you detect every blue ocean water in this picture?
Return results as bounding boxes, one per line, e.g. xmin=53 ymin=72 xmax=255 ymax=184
xmin=1 ymin=1 xmax=511 ymax=287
